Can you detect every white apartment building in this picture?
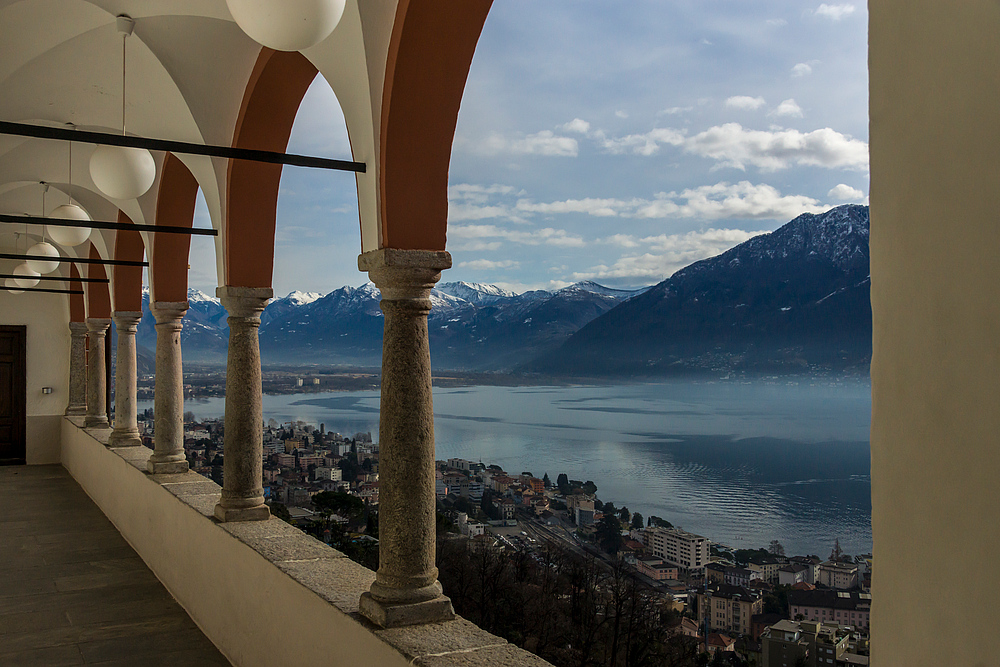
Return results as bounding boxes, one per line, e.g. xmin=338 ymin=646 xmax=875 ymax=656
xmin=818 ymin=561 xmax=860 ymax=590
xmin=313 ymin=467 xmax=342 ymax=482
xmin=643 ymin=527 xmax=710 ymax=573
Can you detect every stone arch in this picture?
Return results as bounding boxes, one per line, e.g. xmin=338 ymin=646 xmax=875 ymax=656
xmin=112 ymin=211 xmax=145 ymax=312
xmin=225 ymin=49 xmax=318 ymax=289
xmin=151 ymin=153 xmax=198 ymax=303
xmin=379 ymin=0 xmax=493 ymax=250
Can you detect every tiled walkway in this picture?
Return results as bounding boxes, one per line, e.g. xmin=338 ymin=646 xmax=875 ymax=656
xmin=0 ymin=465 xmax=230 ymax=666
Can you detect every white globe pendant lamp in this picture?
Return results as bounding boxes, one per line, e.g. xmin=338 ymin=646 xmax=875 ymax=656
xmin=26 ymin=240 xmax=60 ymax=274
xmin=50 ymin=139 xmax=93 ymax=248
xmin=90 ymin=145 xmax=155 ymax=200
xmin=89 ymin=15 xmax=155 ymax=200
xmin=13 ymin=263 xmax=40 ymax=288
xmin=48 ymin=202 xmax=92 ymax=247
xmin=4 ymin=278 xmax=24 ymax=295
xmin=226 ymin=0 xmax=346 ymax=51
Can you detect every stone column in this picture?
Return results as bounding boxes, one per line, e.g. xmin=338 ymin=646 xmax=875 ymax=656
xmin=107 ymin=311 xmax=143 ymax=447
xmin=84 ymin=318 xmax=111 ymax=428
xmin=357 ymin=248 xmax=455 ymax=628
xmin=66 ymin=322 xmax=88 ymax=415
xmin=147 ymin=301 xmax=189 ymax=474
xmin=214 ymin=286 xmax=272 ymax=522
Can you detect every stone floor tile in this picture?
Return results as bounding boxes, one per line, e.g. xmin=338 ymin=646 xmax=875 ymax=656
xmin=0 ymin=465 xmax=228 ymax=665
xmin=0 ymin=643 xmax=84 ymax=666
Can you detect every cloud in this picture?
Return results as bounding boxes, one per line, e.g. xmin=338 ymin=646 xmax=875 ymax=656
xmin=827 ymin=183 xmax=865 ymax=201
xmin=635 ymin=181 xmax=829 ymax=221
xmin=725 ymin=96 xmax=767 ymax=110
xmin=572 ymin=228 xmax=766 ymax=284
xmin=516 ymin=197 xmax=632 ymax=218
xmin=815 ymin=4 xmax=855 ymax=20
xmin=515 ymin=181 xmax=829 ymax=222
xmin=601 ymin=128 xmax=685 ymax=156
xmin=766 ymin=18 xmax=788 ymax=26
xmin=449 ymin=240 xmax=503 ymax=252
xmin=659 ymin=106 xmax=693 ymax=116
xmin=457 ymin=259 xmax=520 ymax=270
xmin=448 ymin=184 xmax=526 ymax=223
xmin=791 ymin=63 xmax=813 ymax=77
xmin=449 ymin=224 xmax=586 ymax=248
xmin=615 ymin=110 xmax=629 ymax=119
xmin=449 ymin=184 xmax=518 ymax=201
xmin=681 ymin=123 xmax=868 ymax=171
xmin=480 ymin=130 xmax=579 ymax=157
xmin=769 ymin=99 xmax=804 ymax=118
xmin=605 ymin=233 xmax=641 ymax=248
xmin=449 ymin=180 xmax=833 ymax=249
xmin=560 ymin=118 xmax=591 ymax=134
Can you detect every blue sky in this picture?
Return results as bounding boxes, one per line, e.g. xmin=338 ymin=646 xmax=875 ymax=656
xmin=187 ymin=1 xmax=869 ymax=297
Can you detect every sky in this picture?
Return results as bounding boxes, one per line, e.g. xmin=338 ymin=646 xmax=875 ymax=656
xmin=187 ymin=1 xmax=870 ymax=297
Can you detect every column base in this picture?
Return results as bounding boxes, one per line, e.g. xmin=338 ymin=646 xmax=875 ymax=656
xmin=214 ymin=503 xmax=270 ymax=523
xmin=107 ymin=430 xmax=142 ymax=448
xmin=65 ymin=405 xmax=87 ymax=416
xmin=359 ymin=592 xmax=455 ymax=628
xmin=84 ymin=416 xmax=110 ymax=429
xmin=147 ymin=459 xmax=189 ymax=474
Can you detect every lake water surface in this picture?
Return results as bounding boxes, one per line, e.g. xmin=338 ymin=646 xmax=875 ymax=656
xmin=148 ymin=379 xmax=872 ymax=558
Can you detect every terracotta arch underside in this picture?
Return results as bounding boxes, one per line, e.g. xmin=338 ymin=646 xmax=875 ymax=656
xmin=152 ymin=153 xmax=198 ymax=303
xmin=85 ymin=243 xmax=111 ymax=319
xmin=69 ymin=263 xmax=85 ymax=323
xmin=226 ymin=49 xmax=318 ymax=289
xmin=380 ymin=0 xmax=493 ymax=250
xmin=112 ymin=211 xmax=145 ymax=312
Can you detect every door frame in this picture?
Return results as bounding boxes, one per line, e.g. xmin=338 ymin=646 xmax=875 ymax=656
xmin=0 ymin=325 xmax=27 ymax=465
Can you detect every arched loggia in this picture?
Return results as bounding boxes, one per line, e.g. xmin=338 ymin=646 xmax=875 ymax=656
xmin=65 ymin=263 xmax=88 ymax=416
xmin=212 ymin=48 xmax=319 ymax=523
xmin=355 ymin=0 xmax=494 ymax=627
xmin=146 ymin=152 xmax=198 ymax=473
xmin=379 ymin=0 xmax=493 ymax=250
xmin=107 ymin=212 xmax=146 ymax=447
xmin=111 ymin=211 xmax=145 ymax=313
xmin=82 ymin=243 xmax=111 ymax=428
xmin=226 ymin=49 xmax=318 ymax=289
xmin=151 ymin=154 xmax=198 ymax=303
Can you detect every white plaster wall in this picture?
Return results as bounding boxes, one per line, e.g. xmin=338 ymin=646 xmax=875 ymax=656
xmin=869 ymin=1 xmax=1000 ymax=664
xmin=0 ymin=290 xmax=69 ymax=463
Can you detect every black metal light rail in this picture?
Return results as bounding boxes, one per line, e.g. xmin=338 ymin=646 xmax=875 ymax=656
xmin=0 ymin=213 xmax=218 ymax=236
xmin=0 ymin=252 xmax=147 ymax=267
xmin=0 ymin=273 xmax=108 ymax=283
xmin=0 ymin=121 xmax=365 ymax=173
xmin=0 ymin=285 xmax=84 ymax=295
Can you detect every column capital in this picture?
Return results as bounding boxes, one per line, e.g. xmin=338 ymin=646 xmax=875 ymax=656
xmin=217 ymin=286 xmax=272 ymax=320
xmin=85 ymin=318 xmax=111 ymax=334
xmin=112 ymin=311 xmax=143 ymax=332
xmin=151 ymin=301 xmax=188 ymax=327
xmin=358 ymin=249 xmax=451 ymax=302
xmin=69 ymin=321 xmax=88 ymax=336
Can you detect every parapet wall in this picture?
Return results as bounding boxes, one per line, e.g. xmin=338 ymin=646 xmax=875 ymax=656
xmin=61 ymin=418 xmax=548 ymax=667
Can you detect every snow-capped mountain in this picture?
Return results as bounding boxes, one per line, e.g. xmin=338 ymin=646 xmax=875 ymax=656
xmin=436 ymin=281 xmax=515 ymax=306
xmin=134 ymin=277 xmax=648 ymax=368
xmin=529 ymin=205 xmax=872 ymax=376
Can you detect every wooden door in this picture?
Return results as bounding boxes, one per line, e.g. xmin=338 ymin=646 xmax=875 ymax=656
xmin=0 ymin=326 xmax=26 ymax=465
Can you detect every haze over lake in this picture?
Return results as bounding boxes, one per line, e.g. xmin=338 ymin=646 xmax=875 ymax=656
xmin=153 ymin=379 xmax=872 ymax=558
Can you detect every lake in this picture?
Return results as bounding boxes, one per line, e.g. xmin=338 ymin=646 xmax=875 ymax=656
xmin=145 ymin=379 xmax=872 ymax=558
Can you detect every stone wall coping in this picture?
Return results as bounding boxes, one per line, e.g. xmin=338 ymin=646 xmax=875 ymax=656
xmin=65 ymin=417 xmax=550 ymax=667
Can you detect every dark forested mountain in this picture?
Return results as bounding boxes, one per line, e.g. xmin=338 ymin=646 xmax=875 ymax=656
xmin=525 ymin=204 xmax=871 ymax=376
